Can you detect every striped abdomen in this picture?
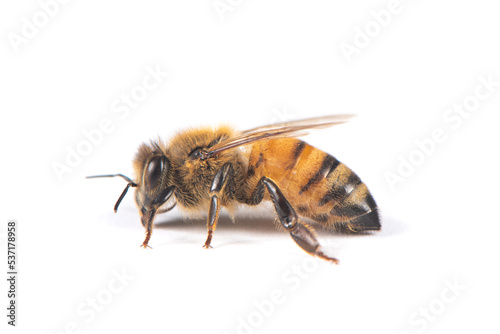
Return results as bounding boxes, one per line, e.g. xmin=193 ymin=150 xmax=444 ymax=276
xmin=246 ymin=138 xmax=380 ymax=232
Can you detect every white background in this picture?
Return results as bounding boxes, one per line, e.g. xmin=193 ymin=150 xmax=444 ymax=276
xmin=1 ymin=1 xmax=499 ymax=333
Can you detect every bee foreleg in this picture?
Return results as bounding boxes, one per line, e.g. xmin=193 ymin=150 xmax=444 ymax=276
xmin=204 ymin=163 xmax=234 ymax=248
xmin=261 ymin=178 xmax=339 ymax=264
xmin=203 ymin=196 xmax=219 ymax=249
xmin=140 ymin=208 xmax=156 ymax=249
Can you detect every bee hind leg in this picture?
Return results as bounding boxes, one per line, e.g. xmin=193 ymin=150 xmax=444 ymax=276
xmin=261 ymin=178 xmax=339 ymax=264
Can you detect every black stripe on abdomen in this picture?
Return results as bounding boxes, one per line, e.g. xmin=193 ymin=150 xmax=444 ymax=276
xmin=299 ymin=155 xmax=340 ymax=195
xmin=318 ymin=169 xmax=361 ymax=206
xmin=287 ymin=141 xmax=306 ymax=170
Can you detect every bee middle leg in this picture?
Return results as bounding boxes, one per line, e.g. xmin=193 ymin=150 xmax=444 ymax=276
xmin=203 ymin=163 xmax=234 ymax=248
xmin=250 ymin=177 xmax=339 ymax=264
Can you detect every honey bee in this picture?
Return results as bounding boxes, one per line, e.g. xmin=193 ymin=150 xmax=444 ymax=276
xmin=87 ymin=115 xmax=380 ymax=263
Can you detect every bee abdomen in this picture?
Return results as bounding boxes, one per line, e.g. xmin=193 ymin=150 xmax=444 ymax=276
xmin=302 ymin=154 xmax=380 ymax=232
xmin=247 ymin=138 xmax=380 ymax=232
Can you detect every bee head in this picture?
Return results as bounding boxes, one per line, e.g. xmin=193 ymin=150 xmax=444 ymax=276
xmin=133 ymin=142 xmax=176 ymax=222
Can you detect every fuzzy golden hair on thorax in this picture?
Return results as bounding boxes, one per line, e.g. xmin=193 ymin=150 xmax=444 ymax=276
xmin=165 ymin=125 xmax=245 ymax=209
xmin=167 ymin=125 xmax=237 ymax=160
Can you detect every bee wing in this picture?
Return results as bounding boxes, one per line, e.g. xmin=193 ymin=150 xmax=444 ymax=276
xmin=206 ymin=114 xmax=354 ymax=157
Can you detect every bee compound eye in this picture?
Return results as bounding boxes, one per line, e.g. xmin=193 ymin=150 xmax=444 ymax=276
xmin=146 ymin=156 xmax=167 ymax=187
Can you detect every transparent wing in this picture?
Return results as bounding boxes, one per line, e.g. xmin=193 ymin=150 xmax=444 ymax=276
xmin=206 ymin=114 xmax=354 ymax=157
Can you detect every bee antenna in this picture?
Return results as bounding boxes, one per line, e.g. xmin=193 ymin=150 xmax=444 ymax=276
xmin=86 ymin=173 xmax=135 ymax=183
xmin=86 ymin=174 xmax=138 ymax=212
